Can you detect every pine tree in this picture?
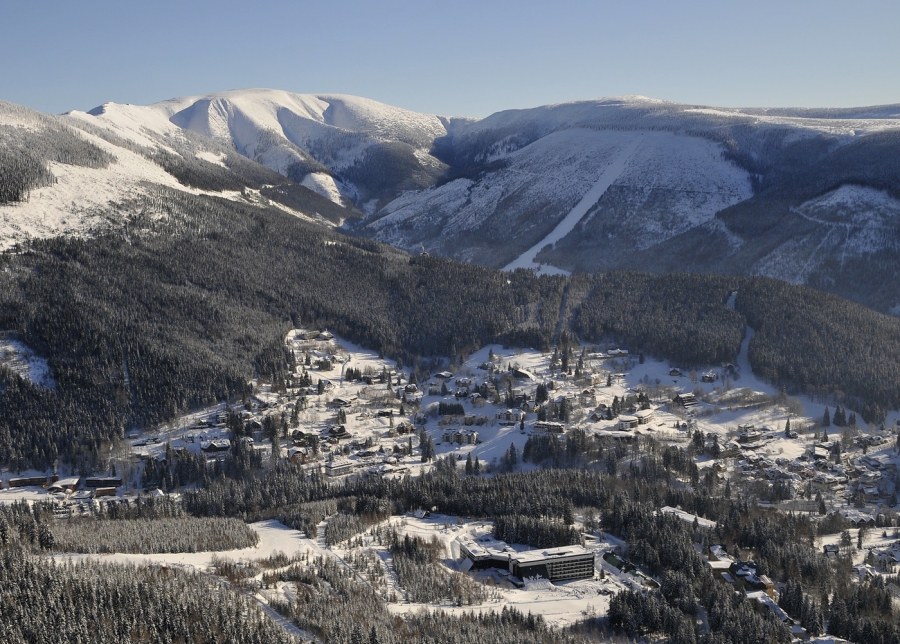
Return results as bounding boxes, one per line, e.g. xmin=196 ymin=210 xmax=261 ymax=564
xmin=822 ymin=407 xmax=831 ymax=427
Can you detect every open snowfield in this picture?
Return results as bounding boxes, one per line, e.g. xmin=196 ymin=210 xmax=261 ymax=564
xmin=0 ymin=335 xmax=55 ymax=389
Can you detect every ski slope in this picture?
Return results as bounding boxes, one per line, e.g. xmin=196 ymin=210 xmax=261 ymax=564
xmin=504 ymin=136 xmax=642 ymax=273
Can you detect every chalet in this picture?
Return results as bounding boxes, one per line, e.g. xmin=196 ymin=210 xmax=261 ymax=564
xmin=404 ymin=384 xmax=419 ymax=393
xmin=607 ymin=349 xmax=629 ymax=358
xmin=534 ymin=421 xmax=566 ymax=434
xmin=48 ymin=477 xmax=80 ymax=493
xmin=823 ymin=544 xmax=840 ymax=558
xmin=634 ymin=408 xmax=654 ymax=425
xmin=325 ymin=459 xmax=354 ymax=477
xmin=618 ymin=415 xmax=639 ymax=431
xmin=673 ymin=393 xmax=697 ymax=407
xmin=288 ymin=447 xmax=308 ymax=464
xmin=669 ymin=368 xmax=683 ymax=377
xmin=435 ymin=371 xmax=454 ymax=380
xmin=702 ymin=371 xmax=716 ymax=383
xmin=331 ymin=397 xmax=356 ymax=408
xmin=201 ymin=439 xmax=231 ymax=454
xmin=84 ymin=476 xmax=123 ymax=488
xmin=92 ymin=487 xmax=117 ymax=498
xmin=511 ymin=368 xmax=534 ymax=381
xmin=327 ymin=425 xmax=349 ymax=439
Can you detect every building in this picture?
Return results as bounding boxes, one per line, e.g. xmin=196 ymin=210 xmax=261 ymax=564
xmin=673 ymin=393 xmax=697 ymax=407
xmin=84 ymin=476 xmax=123 ymax=488
xmin=496 ymin=409 xmax=525 ymax=424
xmin=618 ymin=415 xmax=639 ymax=430
xmin=8 ymin=476 xmax=50 ymax=488
xmin=509 ymin=546 xmax=596 ymax=582
xmin=459 ymin=537 xmax=595 ymax=582
xmin=634 ymin=409 xmax=654 ymax=425
xmin=534 ymin=421 xmax=566 ymax=433
xmin=442 ymin=428 xmax=479 ymax=444
xmin=325 ymin=459 xmax=354 ymax=477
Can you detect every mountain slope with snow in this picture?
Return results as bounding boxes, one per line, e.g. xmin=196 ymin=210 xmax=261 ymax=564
xmin=3 ymin=89 xmax=900 ymax=312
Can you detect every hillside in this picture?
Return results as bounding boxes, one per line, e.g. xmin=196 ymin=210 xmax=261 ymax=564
xmin=61 ymin=89 xmax=900 ymax=312
xmin=4 ymin=89 xmax=900 ymax=314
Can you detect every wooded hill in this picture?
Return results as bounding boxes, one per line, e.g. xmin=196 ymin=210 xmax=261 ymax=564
xmin=2 ymin=185 xmax=900 ymax=469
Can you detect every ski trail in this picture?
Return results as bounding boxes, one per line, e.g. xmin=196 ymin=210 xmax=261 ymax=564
xmin=503 ymin=136 xmax=643 ymax=273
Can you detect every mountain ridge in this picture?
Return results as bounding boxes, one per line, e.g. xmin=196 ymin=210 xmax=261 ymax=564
xmin=3 ymin=88 xmax=900 ymax=312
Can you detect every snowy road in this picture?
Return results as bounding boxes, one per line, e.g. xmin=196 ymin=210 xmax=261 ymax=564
xmin=502 ymin=135 xmax=643 ymax=274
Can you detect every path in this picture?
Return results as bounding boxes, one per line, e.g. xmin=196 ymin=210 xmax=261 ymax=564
xmin=503 ymin=136 xmax=643 ymax=274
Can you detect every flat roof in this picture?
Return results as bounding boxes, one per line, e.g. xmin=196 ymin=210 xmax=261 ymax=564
xmin=511 ymin=545 xmax=593 ymax=565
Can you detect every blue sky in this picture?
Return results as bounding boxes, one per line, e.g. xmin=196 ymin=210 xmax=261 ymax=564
xmin=2 ymin=0 xmax=897 ymax=117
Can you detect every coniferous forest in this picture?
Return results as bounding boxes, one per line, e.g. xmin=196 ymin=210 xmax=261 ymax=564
xmin=2 ymin=185 xmax=900 ymax=471
xmin=3 ymin=108 xmax=900 ymax=644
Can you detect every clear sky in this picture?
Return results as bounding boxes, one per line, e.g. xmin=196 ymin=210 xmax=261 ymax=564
xmin=2 ymin=0 xmax=897 ymax=117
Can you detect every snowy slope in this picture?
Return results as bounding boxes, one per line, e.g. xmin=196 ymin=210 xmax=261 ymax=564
xmin=4 ymin=89 xmax=900 ymax=312
xmin=75 ymin=89 xmax=450 ymax=206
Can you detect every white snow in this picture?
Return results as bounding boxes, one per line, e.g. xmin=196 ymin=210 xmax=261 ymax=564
xmin=504 ymin=136 xmax=642 ymax=271
xmin=300 ymin=172 xmax=344 ymax=205
xmin=194 ymin=150 xmax=228 ymax=168
xmin=0 ymin=337 xmax=55 ymax=389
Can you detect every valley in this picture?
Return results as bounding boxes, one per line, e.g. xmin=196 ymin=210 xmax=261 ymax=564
xmin=1 ymin=89 xmax=900 ymax=644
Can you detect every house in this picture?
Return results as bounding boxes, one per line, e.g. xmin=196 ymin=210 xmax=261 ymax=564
xmin=331 ymin=396 xmax=356 ymax=408
xmin=618 ymin=415 xmax=639 ymax=430
xmin=669 ymin=368 xmax=683 ymax=377
xmin=201 ymin=439 xmax=231 ymax=454
xmin=435 ymin=371 xmax=454 ymax=380
xmin=823 ymin=544 xmax=840 ymax=558
xmin=702 ymin=371 xmax=716 ymax=383
xmin=327 ymin=425 xmax=349 ymax=439
xmin=288 ymin=447 xmax=308 ymax=464
xmin=511 ymin=368 xmax=534 ymax=381
xmin=673 ymin=393 xmax=697 ymax=407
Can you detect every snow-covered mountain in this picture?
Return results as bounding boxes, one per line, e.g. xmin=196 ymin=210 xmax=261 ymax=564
xmin=2 ymin=89 xmax=900 ymax=312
